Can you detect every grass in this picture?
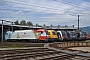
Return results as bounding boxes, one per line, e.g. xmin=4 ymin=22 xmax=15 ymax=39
xmin=85 ymin=40 xmax=90 ymax=42
xmin=0 ymin=45 xmax=26 ymax=48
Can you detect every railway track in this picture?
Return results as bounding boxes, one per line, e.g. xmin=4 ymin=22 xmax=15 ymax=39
xmin=49 ymin=42 xmax=90 ymax=49
xmin=0 ymin=48 xmax=90 ymax=60
xmin=0 ymin=41 xmax=90 ymax=60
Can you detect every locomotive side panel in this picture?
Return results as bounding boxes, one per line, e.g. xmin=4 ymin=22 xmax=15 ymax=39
xmin=57 ymin=31 xmax=68 ymax=41
xmin=10 ymin=30 xmax=37 ymax=39
xmin=5 ymin=30 xmax=41 ymax=42
xmin=47 ymin=30 xmax=58 ymax=42
xmin=36 ymin=29 xmax=50 ymax=41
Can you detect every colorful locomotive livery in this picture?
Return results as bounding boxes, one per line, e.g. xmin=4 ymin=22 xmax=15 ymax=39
xmin=5 ymin=30 xmax=40 ymax=42
xmin=36 ymin=29 xmax=49 ymax=41
xmin=57 ymin=31 xmax=68 ymax=41
xmin=5 ymin=29 xmax=87 ymax=42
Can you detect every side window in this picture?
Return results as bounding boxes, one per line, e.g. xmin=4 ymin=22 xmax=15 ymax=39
xmin=46 ymin=31 xmax=50 ymax=35
xmin=52 ymin=31 xmax=57 ymax=35
xmin=41 ymin=31 xmax=43 ymax=34
xmin=62 ymin=31 xmax=66 ymax=36
xmin=5 ymin=33 xmax=8 ymax=35
xmin=57 ymin=32 xmax=61 ymax=38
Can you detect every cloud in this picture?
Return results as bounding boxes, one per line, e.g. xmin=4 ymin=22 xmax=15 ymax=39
xmin=0 ymin=0 xmax=90 ymax=27
xmin=3 ymin=0 xmax=72 ymax=14
xmin=83 ymin=0 xmax=90 ymax=2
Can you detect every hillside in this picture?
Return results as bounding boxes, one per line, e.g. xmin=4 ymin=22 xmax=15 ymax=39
xmin=81 ymin=26 xmax=90 ymax=34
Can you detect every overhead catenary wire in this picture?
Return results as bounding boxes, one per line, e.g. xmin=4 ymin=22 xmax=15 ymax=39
xmin=2 ymin=0 xmax=65 ymax=13
xmin=0 ymin=0 xmax=89 ymax=25
xmin=53 ymin=0 xmax=90 ymax=11
xmin=0 ymin=0 xmax=90 ymax=26
xmin=2 ymin=0 xmax=90 ymax=15
xmin=52 ymin=0 xmax=90 ymax=15
xmin=0 ymin=1 xmax=89 ymax=21
xmin=11 ymin=0 xmax=62 ymax=10
xmin=0 ymin=1 xmax=87 ymax=19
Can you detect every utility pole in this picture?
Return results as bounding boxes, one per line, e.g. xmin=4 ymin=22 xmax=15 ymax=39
xmin=1 ymin=20 xmax=14 ymax=42
xmin=2 ymin=20 xmax=3 ymax=42
xmin=78 ymin=15 xmax=80 ymax=30
xmin=12 ymin=22 xmax=13 ymax=31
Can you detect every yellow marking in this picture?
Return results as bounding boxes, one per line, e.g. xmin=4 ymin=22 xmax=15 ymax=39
xmin=34 ymin=32 xmax=41 ymax=39
xmin=17 ymin=32 xmax=20 ymax=38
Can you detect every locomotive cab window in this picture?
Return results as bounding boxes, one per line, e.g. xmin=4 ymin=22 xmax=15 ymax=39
xmin=52 ymin=32 xmax=57 ymax=35
xmin=62 ymin=31 xmax=66 ymax=36
xmin=41 ymin=31 xmax=43 ymax=34
xmin=46 ymin=31 xmax=50 ymax=35
xmin=57 ymin=32 xmax=61 ymax=38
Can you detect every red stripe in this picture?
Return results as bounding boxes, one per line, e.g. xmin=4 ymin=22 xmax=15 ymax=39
xmin=87 ymin=34 xmax=90 ymax=38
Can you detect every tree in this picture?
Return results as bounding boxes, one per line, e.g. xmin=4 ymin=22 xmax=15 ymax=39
xmin=58 ymin=25 xmax=60 ymax=30
xmin=43 ymin=24 xmax=46 ymax=27
xmin=14 ymin=20 xmax=33 ymax=26
xmin=36 ymin=23 xmax=39 ymax=27
xmin=14 ymin=20 xmax=19 ymax=25
xmin=27 ymin=21 xmax=33 ymax=26
xmin=20 ymin=20 xmax=26 ymax=25
xmin=50 ymin=24 xmax=53 ymax=28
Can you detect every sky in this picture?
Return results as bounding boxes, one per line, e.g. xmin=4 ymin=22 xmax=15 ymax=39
xmin=0 ymin=0 xmax=90 ymax=27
